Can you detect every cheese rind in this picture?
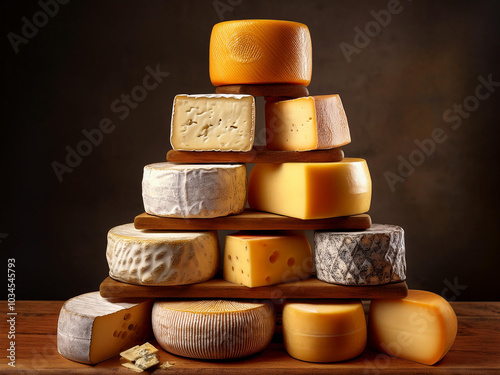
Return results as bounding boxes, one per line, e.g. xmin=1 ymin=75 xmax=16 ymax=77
xmin=209 ymin=20 xmax=312 ymax=86
xmin=57 ymin=292 xmax=153 ymax=364
xmin=368 ymin=290 xmax=458 ymax=365
xmin=142 ymin=162 xmax=247 ymax=218
xmin=248 ymin=159 xmax=372 ymax=219
xmin=314 ymin=224 xmax=406 ymax=285
xmin=283 ymin=301 xmax=367 ymax=362
xmin=265 ymin=95 xmax=351 ymax=151
xmin=170 ymin=94 xmax=255 ymax=152
xmin=152 ymin=300 xmax=275 ymax=359
xmin=106 ymin=224 xmax=219 ymax=286
xmin=223 ymin=231 xmax=313 ymax=287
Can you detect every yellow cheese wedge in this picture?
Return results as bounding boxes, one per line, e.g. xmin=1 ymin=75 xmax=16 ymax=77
xmin=223 ymin=231 xmax=313 ymax=287
xmin=209 ymin=19 xmax=312 ymax=86
xmin=248 ymin=159 xmax=372 ymax=219
xmin=265 ymin=95 xmax=351 ymax=151
xmin=283 ymin=300 xmax=367 ymax=362
xmin=368 ymin=290 xmax=458 ymax=365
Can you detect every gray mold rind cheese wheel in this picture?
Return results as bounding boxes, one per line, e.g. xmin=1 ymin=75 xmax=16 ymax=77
xmin=314 ymin=224 xmax=406 ymax=285
xmin=152 ymin=300 xmax=275 ymax=359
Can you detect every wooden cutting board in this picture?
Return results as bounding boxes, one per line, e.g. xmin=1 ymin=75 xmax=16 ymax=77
xmin=134 ymin=210 xmax=372 ymax=230
xmin=99 ymin=276 xmax=408 ymax=299
xmin=166 ymin=146 xmax=344 ymax=164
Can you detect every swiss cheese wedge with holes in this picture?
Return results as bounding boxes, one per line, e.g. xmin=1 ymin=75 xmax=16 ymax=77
xmin=57 ymin=292 xmax=153 ymax=364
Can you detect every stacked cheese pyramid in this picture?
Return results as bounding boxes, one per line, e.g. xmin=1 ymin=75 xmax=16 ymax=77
xmin=57 ymin=20 xmax=458 ymax=370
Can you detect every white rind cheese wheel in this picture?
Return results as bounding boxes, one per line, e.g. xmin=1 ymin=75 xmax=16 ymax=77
xmin=57 ymin=292 xmax=153 ymax=364
xmin=209 ymin=19 xmax=312 ymax=86
xmin=142 ymin=162 xmax=247 ymax=218
xmin=106 ymin=224 xmax=219 ymax=286
xmin=152 ymin=300 xmax=275 ymax=359
xmin=314 ymin=224 xmax=406 ymax=285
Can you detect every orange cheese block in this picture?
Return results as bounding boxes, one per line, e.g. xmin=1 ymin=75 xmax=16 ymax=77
xmin=209 ymin=20 xmax=312 ymax=86
xmin=369 ymin=290 xmax=458 ymax=365
xmin=248 ymin=159 xmax=372 ymax=220
xmin=283 ymin=300 xmax=367 ymax=362
xmin=265 ymin=95 xmax=351 ymax=151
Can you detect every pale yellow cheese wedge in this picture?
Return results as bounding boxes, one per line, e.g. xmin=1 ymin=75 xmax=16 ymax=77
xmin=248 ymin=159 xmax=372 ymax=220
xmin=283 ymin=300 xmax=367 ymax=362
xmin=265 ymin=95 xmax=351 ymax=151
xmin=368 ymin=290 xmax=458 ymax=365
xmin=223 ymin=231 xmax=313 ymax=287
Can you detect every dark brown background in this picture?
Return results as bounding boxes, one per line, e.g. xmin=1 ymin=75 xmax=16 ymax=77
xmin=2 ymin=0 xmax=499 ymax=300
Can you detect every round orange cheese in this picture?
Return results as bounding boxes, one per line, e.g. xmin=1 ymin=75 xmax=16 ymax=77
xmin=209 ymin=19 xmax=312 ymax=86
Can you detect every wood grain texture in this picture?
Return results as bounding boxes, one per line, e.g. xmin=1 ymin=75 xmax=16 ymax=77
xmin=166 ymin=146 xmax=344 ymax=163
xmin=1 ymin=301 xmax=499 ymax=374
xmin=134 ymin=210 xmax=372 ymax=231
xmin=99 ymin=277 xmax=408 ymax=299
xmin=215 ymin=84 xmax=309 ymax=98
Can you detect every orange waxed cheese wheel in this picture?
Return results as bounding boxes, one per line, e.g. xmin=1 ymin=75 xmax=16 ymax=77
xmin=209 ymin=19 xmax=312 ymax=86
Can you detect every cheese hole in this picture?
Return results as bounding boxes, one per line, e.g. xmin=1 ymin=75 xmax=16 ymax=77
xmin=121 ymin=331 xmax=128 ymax=339
xmin=228 ymin=255 xmax=232 ymax=260
xmin=236 ymin=256 xmax=239 ymax=260
xmin=232 ymin=266 xmax=234 ymax=271
xmin=241 ymin=269 xmax=244 ymax=274
xmin=269 ymin=251 xmax=279 ymax=264
xmin=124 ymin=313 xmax=131 ymax=321
xmin=128 ymin=324 xmax=134 ymax=330
xmin=287 ymin=257 xmax=295 ymax=267
xmin=113 ymin=330 xmax=119 ymax=337
xmin=265 ymin=276 xmax=271 ymax=282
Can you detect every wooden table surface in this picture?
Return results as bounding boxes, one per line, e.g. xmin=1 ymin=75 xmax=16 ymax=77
xmin=1 ymin=301 xmax=499 ymax=374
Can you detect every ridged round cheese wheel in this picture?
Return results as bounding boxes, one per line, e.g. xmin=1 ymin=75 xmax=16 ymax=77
xmin=210 ymin=20 xmax=312 ymax=86
xmin=142 ymin=162 xmax=247 ymax=218
xmin=106 ymin=224 xmax=219 ymax=286
xmin=152 ymin=300 xmax=275 ymax=359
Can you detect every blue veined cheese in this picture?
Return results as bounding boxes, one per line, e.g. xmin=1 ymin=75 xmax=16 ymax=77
xmin=152 ymin=300 xmax=275 ymax=360
xmin=142 ymin=162 xmax=247 ymax=218
xmin=106 ymin=224 xmax=218 ymax=286
xmin=57 ymin=292 xmax=153 ymax=364
xmin=170 ymin=94 xmax=255 ymax=151
xmin=314 ymin=224 xmax=406 ymax=285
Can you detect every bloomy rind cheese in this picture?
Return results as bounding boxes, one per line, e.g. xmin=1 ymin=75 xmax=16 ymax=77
xmin=314 ymin=224 xmax=406 ymax=285
xmin=248 ymin=159 xmax=372 ymax=220
xmin=265 ymin=95 xmax=351 ymax=151
xmin=142 ymin=162 xmax=247 ymax=218
xmin=368 ymin=290 xmax=458 ymax=365
xmin=152 ymin=300 xmax=275 ymax=359
xmin=106 ymin=224 xmax=219 ymax=286
xmin=57 ymin=292 xmax=153 ymax=364
xmin=170 ymin=94 xmax=255 ymax=152
xmin=209 ymin=20 xmax=312 ymax=86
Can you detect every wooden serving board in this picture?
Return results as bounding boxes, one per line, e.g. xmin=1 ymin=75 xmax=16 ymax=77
xmin=99 ymin=277 xmax=408 ymax=299
xmin=134 ymin=210 xmax=371 ymax=230
xmin=166 ymin=146 xmax=344 ymax=163
xmin=3 ymin=301 xmax=499 ymax=374
xmin=215 ymin=83 xmax=309 ymax=98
